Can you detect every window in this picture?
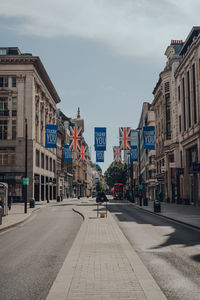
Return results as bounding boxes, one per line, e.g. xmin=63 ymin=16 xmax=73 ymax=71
xmin=179 ymin=115 xmax=181 ymax=133
xmin=182 ymin=77 xmax=186 ymax=131
xmin=53 ymin=160 xmax=56 ymax=172
xmin=36 ymin=149 xmax=40 ymax=167
xmin=0 ymin=77 xmax=8 ymax=87
xmin=12 ymin=77 xmax=16 ymax=87
xmin=165 ymin=93 xmax=171 ymax=139
xmin=0 ymin=150 xmax=8 ymax=165
xmin=0 ymin=49 xmax=7 ymax=55
xmin=12 ymin=120 xmax=16 ymax=140
xmin=187 ymin=71 xmax=191 ymax=128
xmin=178 ymin=85 xmax=180 ymax=102
xmin=0 ymin=120 xmax=8 ymax=140
xmin=192 ymin=64 xmax=197 ymax=124
xmin=41 ymin=153 xmax=44 ymax=169
xmin=180 ymin=150 xmax=183 ymax=168
xmin=0 ymin=149 xmax=15 ymax=165
xmin=0 ymin=97 xmax=8 ymax=116
xmin=50 ymin=157 xmax=52 ymax=171
xmin=46 ymin=155 xmax=48 ymax=170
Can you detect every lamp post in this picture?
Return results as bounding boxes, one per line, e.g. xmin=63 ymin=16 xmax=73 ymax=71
xmin=24 ymin=118 xmax=28 ymax=213
xmin=137 ymin=127 xmax=142 ymax=206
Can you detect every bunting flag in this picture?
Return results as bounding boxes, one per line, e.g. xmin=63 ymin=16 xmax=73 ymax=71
xmin=119 ymin=127 xmax=131 ymax=150
xmin=79 ymin=145 xmax=87 ymax=162
xmin=69 ymin=125 xmax=82 ymax=151
xmin=113 ymin=146 xmax=122 ymax=163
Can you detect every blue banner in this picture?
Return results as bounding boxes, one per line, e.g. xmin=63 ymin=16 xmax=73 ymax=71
xmin=130 ymin=146 xmax=138 ymax=161
xmin=94 ymin=127 xmax=106 ymax=151
xmin=64 ymin=145 xmax=72 ymax=161
xmin=143 ymin=126 xmax=155 ymax=150
xmin=96 ymin=151 xmax=104 ymax=162
xmin=45 ymin=124 xmax=58 ymax=148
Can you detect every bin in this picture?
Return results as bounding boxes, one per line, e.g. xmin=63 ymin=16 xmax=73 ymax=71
xmin=0 ymin=206 xmax=3 ymax=225
xmin=154 ymin=200 xmax=161 ymax=212
xmin=57 ymin=196 xmax=60 ymax=202
xmin=30 ymin=198 xmax=35 ymax=208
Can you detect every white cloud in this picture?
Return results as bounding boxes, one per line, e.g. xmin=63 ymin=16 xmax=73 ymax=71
xmin=1 ymin=0 xmax=200 ymax=57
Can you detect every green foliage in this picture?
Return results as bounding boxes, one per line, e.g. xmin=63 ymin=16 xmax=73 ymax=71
xmin=96 ymin=180 xmax=105 ymax=192
xmin=104 ymin=162 xmax=127 ymax=189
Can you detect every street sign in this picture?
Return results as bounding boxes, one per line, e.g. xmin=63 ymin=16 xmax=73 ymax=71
xmin=23 ymin=177 xmax=29 ymax=185
xmin=138 ymin=184 xmax=143 ymax=190
xmin=169 ymin=162 xmax=176 ymax=168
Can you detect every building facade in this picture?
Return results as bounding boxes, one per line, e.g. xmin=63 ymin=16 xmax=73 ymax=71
xmin=0 ymin=47 xmax=60 ymax=202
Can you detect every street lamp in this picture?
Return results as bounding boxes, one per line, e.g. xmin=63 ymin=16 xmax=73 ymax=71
xmin=24 ymin=118 xmax=28 ymax=213
xmin=137 ymin=127 xmax=142 ymax=206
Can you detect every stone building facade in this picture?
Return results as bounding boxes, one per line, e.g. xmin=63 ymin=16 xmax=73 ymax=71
xmin=0 ymin=47 xmax=60 ymax=202
xmin=152 ymin=27 xmax=200 ymax=205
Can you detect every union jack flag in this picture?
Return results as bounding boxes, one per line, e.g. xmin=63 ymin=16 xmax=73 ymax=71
xmin=79 ymin=145 xmax=87 ymax=162
xmin=69 ymin=126 xmax=82 ymax=151
xmin=113 ymin=146 xmax=121 ymax=163
xmin=119 ymin=127 xmax=131 ymax=150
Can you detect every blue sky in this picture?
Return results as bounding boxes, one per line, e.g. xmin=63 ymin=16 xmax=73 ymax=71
xmin=0 ymin=0 xmax=199 ymax=173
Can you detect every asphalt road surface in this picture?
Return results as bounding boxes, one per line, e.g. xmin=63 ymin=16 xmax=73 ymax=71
xmin=108 ymin=199 xmax=200 ymax=300
xmin=0 ymin=203 xmax=82 ymax=300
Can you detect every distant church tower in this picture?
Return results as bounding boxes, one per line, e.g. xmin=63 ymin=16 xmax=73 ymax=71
xmin=72 ymin=107 xmax=84 ymax=132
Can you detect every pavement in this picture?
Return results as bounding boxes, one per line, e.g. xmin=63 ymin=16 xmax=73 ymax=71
xmin=1 ymin=197 xmax=200 ymax=299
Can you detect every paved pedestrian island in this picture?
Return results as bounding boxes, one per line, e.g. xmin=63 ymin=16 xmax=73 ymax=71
xmin=47 ymin=200 xmax=167 ymax=300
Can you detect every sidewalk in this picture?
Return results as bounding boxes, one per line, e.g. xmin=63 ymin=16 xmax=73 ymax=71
xmin=47 ymin=198 xmax=167 ymax=300
xmin=133 ymin=200 xmax=200 ymax=229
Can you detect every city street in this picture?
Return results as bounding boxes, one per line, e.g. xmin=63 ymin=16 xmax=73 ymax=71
xmin=0 ymin=203 xmax=82 ymax=300
xmin=108 ymin=200 xmax=200 ymax=300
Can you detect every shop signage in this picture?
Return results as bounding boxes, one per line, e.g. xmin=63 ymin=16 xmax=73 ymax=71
xmin=169 ymin=162 xmax=176 ymax=168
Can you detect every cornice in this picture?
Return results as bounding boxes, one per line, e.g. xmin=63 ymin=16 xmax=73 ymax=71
xmin=0 ymin=56 xmax=61 ymax=104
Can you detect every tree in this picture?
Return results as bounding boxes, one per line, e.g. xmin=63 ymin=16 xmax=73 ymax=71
xmin=96 ymin=180 xmax=105 ymax=192
xmin=104 ymin=162 xmax=127 ymax=189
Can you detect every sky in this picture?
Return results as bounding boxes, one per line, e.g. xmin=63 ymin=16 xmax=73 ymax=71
xmin=0 ymin=0 xmax=200 ymax=173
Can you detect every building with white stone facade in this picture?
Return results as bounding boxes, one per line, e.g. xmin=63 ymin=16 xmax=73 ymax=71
xmin=0 ymin=47 xmax=60 ymax=202
xmin=152 ymin=27 xmax=200 ymax=206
